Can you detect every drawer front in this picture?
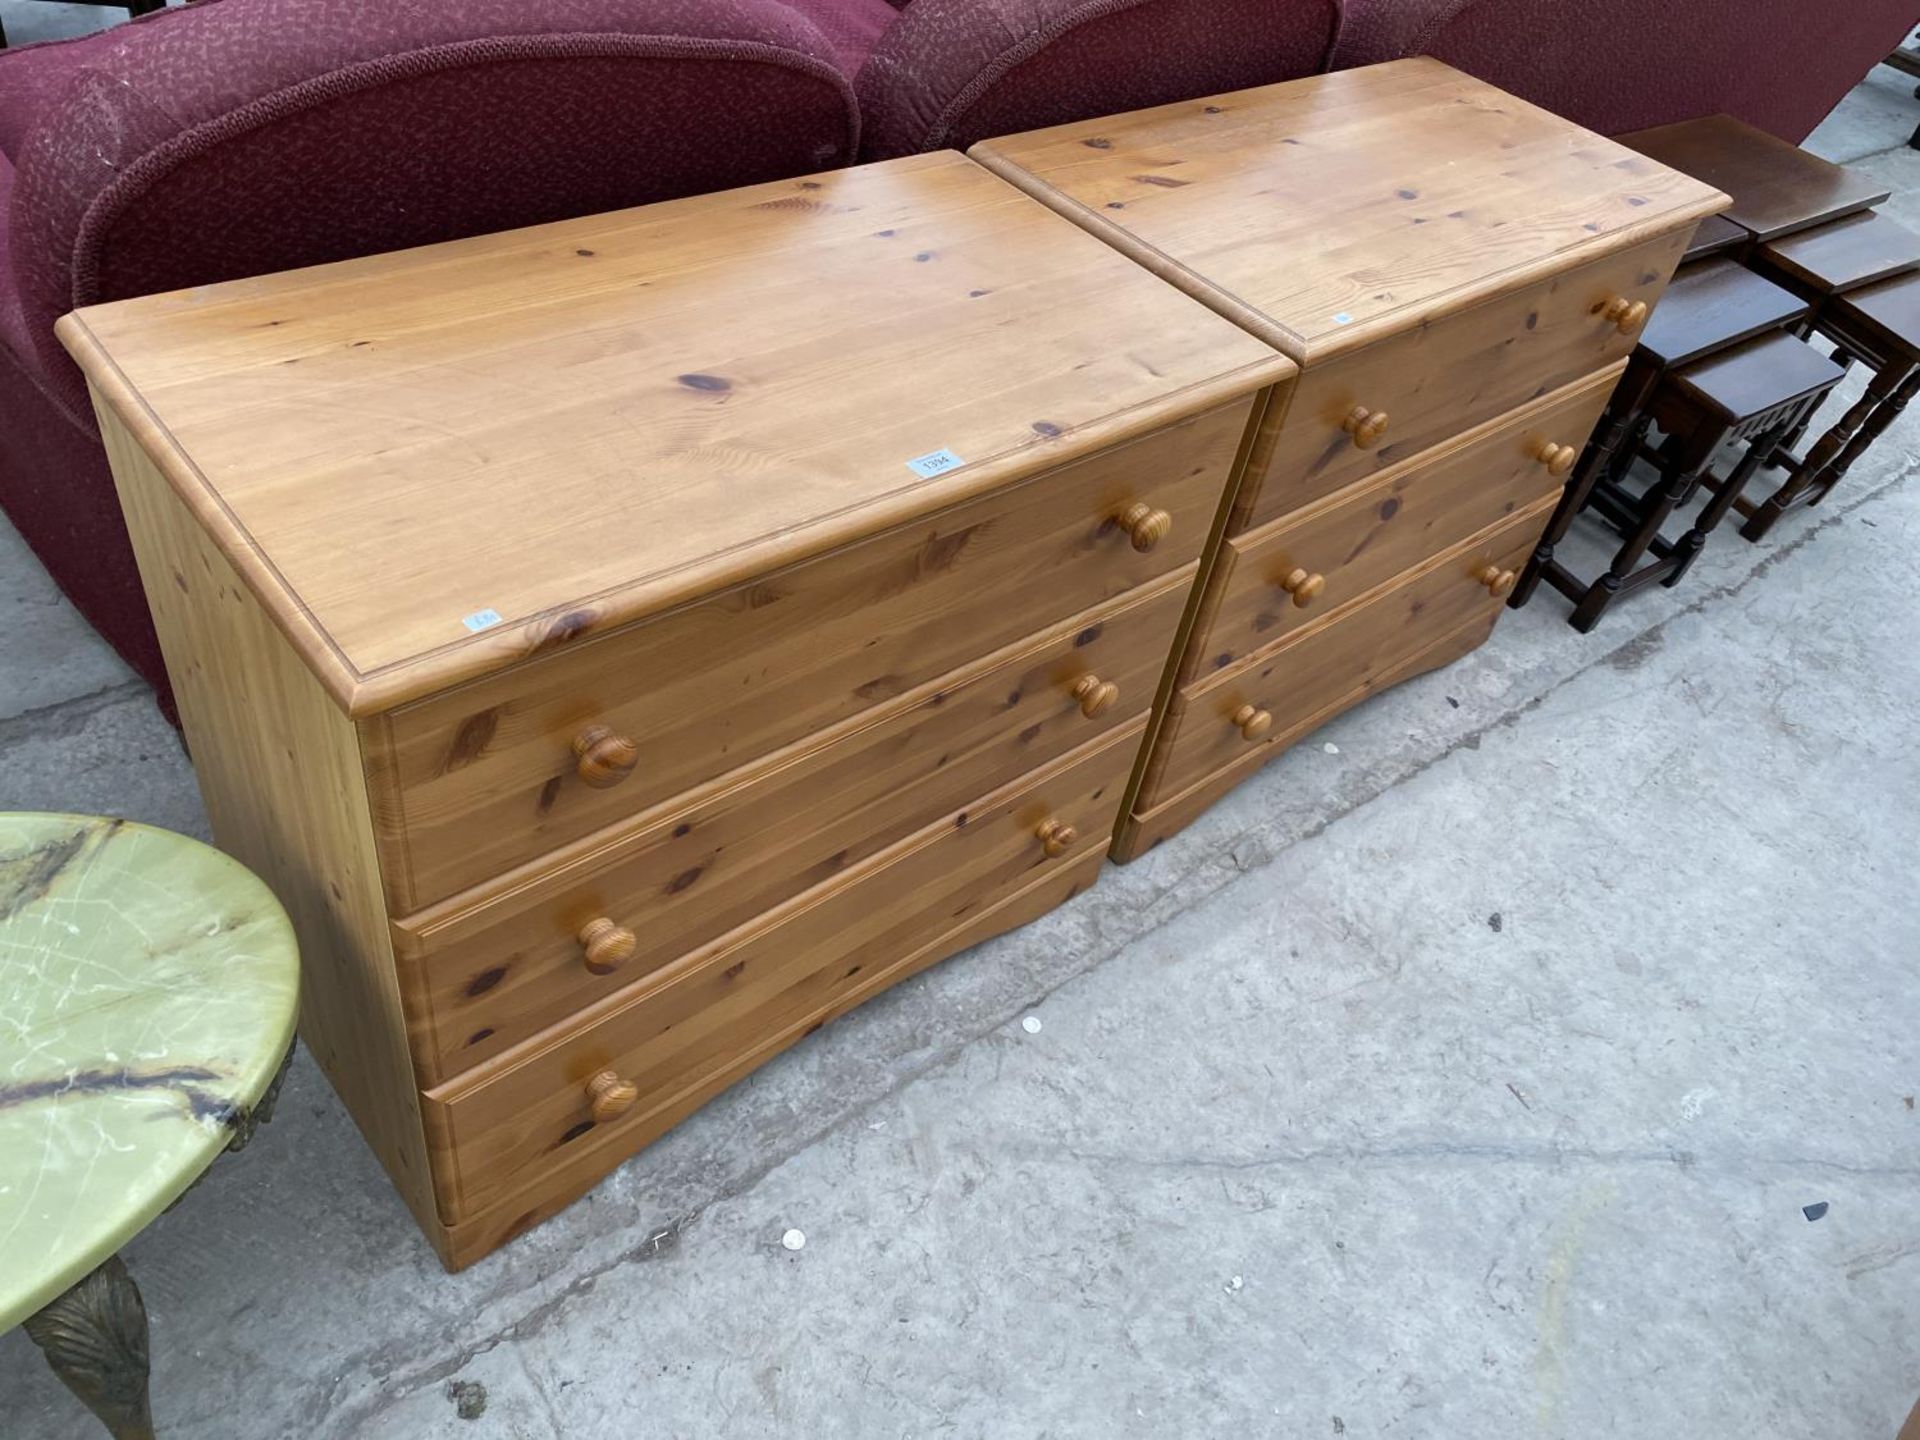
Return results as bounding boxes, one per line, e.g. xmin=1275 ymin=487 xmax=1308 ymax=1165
xmin=1139 ymin=498 xmax=1553 ymax=810
xmin=1112 ymin=604 xmax=1503 ymax=864
xmin=422 ymin=724 xmax=1140 ymax=1221
xmin=1189 ymin=368 xmax=1618 ymax=679
xmin=370 ymin=397 xmax=1256 ymax=910
xmin=435 ymin=845 xmax=1107 ymax=1266
xmin=1235 ymin=228 xmax=1688 ymax=531
xmin=397 ymin=576 xmax=1188 ymax=1080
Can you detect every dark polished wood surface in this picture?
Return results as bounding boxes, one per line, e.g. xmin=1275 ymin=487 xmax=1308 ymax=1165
xmin=1637 ymin=259 xmax=1809 ymax=370
xmin=1622 ymin=115 xmax=1890 ymax=241
xmin=1758 ymin=212 xmax=1920 ymax=297
xmin=1837 ymin=268 xmax=1920 ymax=357
xmin=1683 ymin=213 xmax=1750 ymax=262
xmin=1672 ymin=330 xmax=1852 ymax=423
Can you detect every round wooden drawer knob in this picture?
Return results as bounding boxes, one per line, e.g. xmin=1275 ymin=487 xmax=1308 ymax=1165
xmin=1599 ymin=296 xmax=1649 ymax=335
xmin=1070 ymin=674 xmax=1121 ymax=718
xmin=1533 ymin=440 xmax=1578 ymax=477
xmin=578 ymin=918 xmax=638 ymax=976
xmin=1230 ymin=704 xmax=1273 ymax=742
xmin=585 ymin=1069 xmax=639 ymax=1123
xmin=572 ymin=724 xmax=638 ymax=789
xmin=1278 ymin=567 xmax=1326 ymax=608
xmin=1035 ymin=817 xmax=1078 ymax=858
xmin=1341 ymin=405 xmax=1390 ymax=450
xmin=1116 ymin=502 xmax=1174 ymax=552
xmin=1473 ymin=562 xmax=1518 ymax=597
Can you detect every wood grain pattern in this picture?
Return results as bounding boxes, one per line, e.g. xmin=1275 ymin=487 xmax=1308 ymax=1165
xmin=421 ymin=723 xmax=1141 ymax=1223
xmin=434 ymin=845 xmax=1105 ymax=1269
xmin=1135 ymin=497 xmax=1554 ymax=812
xmin=369 ymin=400 xmax=1255 ymax=910
xmin=1226 ymin=229 xmax=1688 ymax=529
xmin=57 ymin=152 xmax=1289 ymax=714
xmin=1185 ymin=369 xmax=1619 ymax=678
xmin=394 ymin=573 xmax=1190 ymax=1079
xmin=1110 ymin=606 xmax=1502 ymax=862
xmin=90 ymin=393 xmax=449 ymax=1261
xmin=970 ymin=58 xmax=1727 ymax=365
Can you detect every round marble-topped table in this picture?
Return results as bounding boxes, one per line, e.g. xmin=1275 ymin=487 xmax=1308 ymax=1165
xmin=1 ymin=814 xmax=298 ymax=1439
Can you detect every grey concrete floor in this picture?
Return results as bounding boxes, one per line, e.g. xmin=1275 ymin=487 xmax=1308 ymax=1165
xmin=4 ymin=43 xmax=1920 ymax=1440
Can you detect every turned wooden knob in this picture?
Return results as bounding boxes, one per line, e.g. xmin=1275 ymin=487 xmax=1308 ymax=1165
xmin=1473 ymin=562 xmax=1518 ymax=597
xmin=1599 ymin=296 xmax=1649 ymax=334
xmin=1341 ymin=405 xmax=1390 ymax=449
xmin=1277 ymin=567 xmax=1326 ymax=608
xmin=1035 ymin=817 xmax=1078 ymax=858
xmin=585 ymin=1069 xmax=638 ymax=1123
xmin=1230 ymin=703 xmax=1273 ymax=742
xmin=1115 ymin=502 xmax=1173 ymax=552
xmin=571 ymin=724 xmax=638 ymax=788
xmin=1532 ymin=440 xmax=1578 ymax=477
xmin=1070 ymin=674 xmax=1121 ymax=718
xmin=578 ymin=918 xmax=638 ymax=976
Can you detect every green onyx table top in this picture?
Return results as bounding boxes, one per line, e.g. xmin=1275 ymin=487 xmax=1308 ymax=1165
xmin=0 ymin=814 xmax=298 ymax=1331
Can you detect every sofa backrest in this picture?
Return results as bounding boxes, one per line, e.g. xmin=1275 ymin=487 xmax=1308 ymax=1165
xmin=7 ymin=0 xmax=860 ymax=421
xmin=858 ymin=0 xmax=1341 ymax=160
xmin=1406 ymin=0 xmax=1915 ymax=143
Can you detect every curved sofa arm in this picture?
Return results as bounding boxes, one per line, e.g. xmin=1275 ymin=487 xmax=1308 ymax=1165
xmin=9 ymin=0 xmax=857 ymax=420
xmin=855 ymin=0 xmax=1339 ymax=161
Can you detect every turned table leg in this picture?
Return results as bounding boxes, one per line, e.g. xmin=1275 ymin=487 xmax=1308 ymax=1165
xmin=1806 ymin=366 xmax=1920 ymax=507
xmin=1569 ymin=422 xmax=1718 ymax=633
xmin=1743 ymin=361 xmax=1915 ymax=541
xmin=1666 ymin=419 xmax=1789 ymax=587
xmin=1512 ymin=361 xmax=1657 ymax=609
xmin=22 ymin=1255 xmax=155 ymax=1440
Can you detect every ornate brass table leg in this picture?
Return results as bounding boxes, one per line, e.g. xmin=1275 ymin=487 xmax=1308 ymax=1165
xmin=22 ymin=1254 xmax=154 ymax=1440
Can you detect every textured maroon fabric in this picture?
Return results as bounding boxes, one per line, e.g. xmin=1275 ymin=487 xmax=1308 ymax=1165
xmin=788 ymin=0 xmax=900 ymax=72
xmin=0 ymin=27 xmax=126 ymax=163
xmin=856 ymin=0 xmax=1340 ymax=160
xmin=1331 ymin=0 xmax=1920 ymax=144
xmin=0 ymin=5 xmax=238 ymax=163
xmin=0 ymin=336 xmax=170 ymax=707
xmin=1327 ymin=0 xmax=1452 ymax=70
xmin=0 ymin=153 xmax=19 ymax=361
xmin=0 ymin=0 xmax=863 ymax=711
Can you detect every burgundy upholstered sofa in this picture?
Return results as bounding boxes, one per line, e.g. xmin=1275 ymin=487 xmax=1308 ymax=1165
xmin=0 ymin=0 xmax=1342 ymax=712
xmin=0 ymin=0 xmax=871 ymax=712
xmin=0 ymin=0 xmax=1910 ymax=715
xmin=853 ymin=0 xmax=1340 ymax=159
xmin=1331 ymin=0 xmax=1920 ymax=145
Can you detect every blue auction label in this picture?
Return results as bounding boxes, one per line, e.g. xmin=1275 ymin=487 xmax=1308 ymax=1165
xmin=905 ymin=447 xmax=965 ymax=479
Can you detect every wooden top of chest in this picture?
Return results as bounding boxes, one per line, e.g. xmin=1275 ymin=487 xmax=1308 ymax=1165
xmin=970 ymin=58 xmax=1728 ymax=365
xmin=60 ymin=152 xmax=1289 ymax=716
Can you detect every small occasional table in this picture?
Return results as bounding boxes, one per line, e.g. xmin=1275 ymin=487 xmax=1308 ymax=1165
xmin=1622 ymin=114 xmax=1891 ymax=243
xmin=1 ymin=814 xmax=298 ymax=1439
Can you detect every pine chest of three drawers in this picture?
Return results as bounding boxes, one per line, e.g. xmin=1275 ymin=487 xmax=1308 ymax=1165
xmin=64 ymin=153 xmax=1290 ymax=1267
xmin=972 ymin=58 xmax=1728 ymax=857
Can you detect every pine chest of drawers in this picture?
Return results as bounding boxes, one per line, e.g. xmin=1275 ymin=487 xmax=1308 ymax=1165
xmin=972 ymin=58 xmax=1728 ymax=859
xmin=63 ymin=153 xmax=1291 ymax=1267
